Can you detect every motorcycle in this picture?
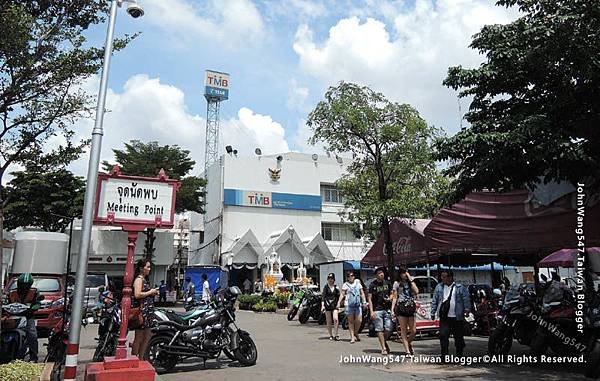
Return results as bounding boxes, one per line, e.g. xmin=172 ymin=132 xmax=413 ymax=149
xmin=340 ymin=306 xmax=368 ymax=334
xmin=0 ymin=303 xmax=34 ymax=363
xmin=287 ymin=289 xmax=306 ymax=321
xmin=145 ymin=286 xmax=257 ymax=373
xmin=488 ymin=284 xmax=539 ymax=355
xmin=585 ymin=286 xmax=600 ymax=378
xmin=469 ymin=289 xmax=501 ymax=336
xmin=529 ymin=280 xmax=583 ymax=356
xmin=298 ymin=290 xmax=322 ymax=324
xmin=92 ymin=292 xmax=120 ymax=362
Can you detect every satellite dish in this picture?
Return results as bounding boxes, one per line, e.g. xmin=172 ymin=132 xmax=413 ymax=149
xmin=311 ymin=154 xmax=318 ymax=161
xmin=255 ymin=148 xmax=262 ymax=156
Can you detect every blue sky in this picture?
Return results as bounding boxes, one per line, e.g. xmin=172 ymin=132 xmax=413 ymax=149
xmin=65 ymin=0 xmax=519 ymax=178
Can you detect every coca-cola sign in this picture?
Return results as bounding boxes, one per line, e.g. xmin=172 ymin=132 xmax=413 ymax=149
xmin=382 ymin=236 xmax=412 ymax=256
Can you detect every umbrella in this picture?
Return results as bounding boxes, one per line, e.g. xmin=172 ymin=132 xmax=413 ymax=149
xmin=538 ymin=247 xmax=600 ymax=268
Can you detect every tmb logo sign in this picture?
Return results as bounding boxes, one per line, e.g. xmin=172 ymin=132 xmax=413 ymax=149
xmin=204 ymin=70 xmax=229 ymax=101
xmin=245 ymin=191 xmax=271 ymax=207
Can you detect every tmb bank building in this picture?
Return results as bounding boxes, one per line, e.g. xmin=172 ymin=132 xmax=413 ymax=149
xmin=196 ymin=152 xmax=369 ymax=285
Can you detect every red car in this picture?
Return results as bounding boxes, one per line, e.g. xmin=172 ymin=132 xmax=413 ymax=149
xmin=4 ymin=274 xmax=66 ymax=337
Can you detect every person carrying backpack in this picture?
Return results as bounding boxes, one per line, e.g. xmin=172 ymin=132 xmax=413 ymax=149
xmin=337 ymin=270 xmax=367 ymax=343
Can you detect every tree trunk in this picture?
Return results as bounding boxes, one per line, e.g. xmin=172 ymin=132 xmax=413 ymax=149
xmin=144 ymin=228 xmax=156 ymax=264
xmin=381 ymin=216 xmax=395 ymax=282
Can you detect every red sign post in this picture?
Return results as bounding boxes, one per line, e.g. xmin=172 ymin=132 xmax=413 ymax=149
xmin=85 ymin=166 xmax=180 ymax=380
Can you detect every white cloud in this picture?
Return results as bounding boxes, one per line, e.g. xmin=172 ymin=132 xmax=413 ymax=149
xmin=143 ymin=0 xmax=265 ymax=48
xmin=293 ymin=119 xmax=325 ymax=154
xmin=68 ymin=74 xmax=290 ymax=177
xmin=293 ymin=0 xmax=519 ymax=133
xmin=265 ymin=0 xmax=328 ymax=20
xmin=286 ymin=78 xmax=310 ymax=112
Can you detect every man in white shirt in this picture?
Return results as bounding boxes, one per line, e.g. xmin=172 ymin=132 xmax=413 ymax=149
xmin=201 ymin=273 xmax=212 ymax=302
xmin=431 ymin=270 xmax=471 ymax=361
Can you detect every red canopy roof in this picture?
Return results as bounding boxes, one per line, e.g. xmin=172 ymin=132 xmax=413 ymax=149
xmin=361 ymin=218 xmax=437 ymax=266
xmin=424 ymin=190 xmax=600 ymax=265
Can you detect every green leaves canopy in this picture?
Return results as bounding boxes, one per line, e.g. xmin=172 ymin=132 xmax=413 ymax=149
xmin=439 ymin=0 xmax=600 ymax=202
xmin=307 ymin=82 xmax=443 ymax=272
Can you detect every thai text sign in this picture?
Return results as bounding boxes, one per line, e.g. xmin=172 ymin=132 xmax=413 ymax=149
xmin=205 ymin=70 xmax=229 ymax=100
xmin=94 ymin=173 xmax=178 ymax=228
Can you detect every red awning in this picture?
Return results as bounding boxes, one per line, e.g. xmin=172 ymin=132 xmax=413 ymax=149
xmin=361 ymin=218 xmax=438 ymax=266
xmin=424 ymin=190 xmax=600 ymax=265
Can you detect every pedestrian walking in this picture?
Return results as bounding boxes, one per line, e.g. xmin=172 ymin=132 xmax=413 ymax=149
xmin=158 ymin=280 xmax=167 ymax=303
xmin=391 ymin=268 xmax=419 ymax=355
xmin=337 ymin=270 xmax=367 ymax=343
xmin=201 ymin=273 xmax=212 ymax=302
xmin=243 ymin=278 xmax=252 ymax=294
xmin=132 ymin=260 xmax=159 ymax=360
xmin=430 ymin=270 xmax=471 ymax=361
xmin=321 ymin=273 xmax=341 ymax=341
xmin=368 ymin=267 xmax=393 ymax=355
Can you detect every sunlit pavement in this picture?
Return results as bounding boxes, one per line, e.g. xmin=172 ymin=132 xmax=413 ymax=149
xmin=40 ymin=309 xmax=590 ymax=381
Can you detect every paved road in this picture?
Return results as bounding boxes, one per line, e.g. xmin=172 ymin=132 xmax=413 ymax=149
xmin=47 ymin=309 xmax=590 ymax=380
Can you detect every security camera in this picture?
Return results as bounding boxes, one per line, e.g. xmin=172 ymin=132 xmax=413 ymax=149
xmin=126 ymin=1 xmax=144 ymax=18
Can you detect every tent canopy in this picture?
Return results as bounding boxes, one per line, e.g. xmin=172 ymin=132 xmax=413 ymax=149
xmin=424 ymin=190 xmax=600 ymax=266
xmin=361 ymin=218 xmax=437 ymax=266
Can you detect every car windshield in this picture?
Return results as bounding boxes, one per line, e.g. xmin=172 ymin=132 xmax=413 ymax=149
xmin=86 ymin=274 xmax=106 ymax=288
xmin=9 ymin=278 xmax=61 ymax=293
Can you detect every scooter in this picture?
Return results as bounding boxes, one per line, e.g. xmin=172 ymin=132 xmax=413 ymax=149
xmin=0 ymin=303 xmax=33 ymax=363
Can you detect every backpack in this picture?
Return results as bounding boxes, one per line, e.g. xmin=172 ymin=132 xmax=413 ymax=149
xmin=346 ymin=282 xmax=361 ymax=308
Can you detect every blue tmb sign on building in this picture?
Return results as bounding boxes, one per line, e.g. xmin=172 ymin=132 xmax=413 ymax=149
xmin=224 ymin=189 xmax=321 ymax=211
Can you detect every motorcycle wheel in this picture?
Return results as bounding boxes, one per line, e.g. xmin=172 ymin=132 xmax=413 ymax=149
xmin=341 ymin=316 xmax=348 ymax=330
xmin=529 ymin=328 xmax=548 ymax=356
xmin=234 ymin=333 xmax=258 ymax=366
xmin=585 ymin=340 xmax=600 ymax=379
xmin=488 ymin=324 xmax=513 ymax=355
xmin=357 ymin=316 xmax=366 ymax=334
xmin=298 ymin=309 xmax=310 ymax=324
xmin=318 ymin=312 xmax=326 ymax=325
xmin=146 ymin=335 xmax=178 ymax=374
xmin=287 ymin=306 xmax=298 ymax=321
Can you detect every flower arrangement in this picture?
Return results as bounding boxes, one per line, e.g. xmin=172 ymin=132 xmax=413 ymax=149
xmin=264 ymin=275 xmax=277 ymax=291
xmin=0 ymin=360 xmax=43 ymax=381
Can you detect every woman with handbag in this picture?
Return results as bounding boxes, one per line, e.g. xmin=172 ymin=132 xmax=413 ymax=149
xmin=391 ymin=268 xmax=419 ymax=355
xmin=321 ymin=273 xmax=341 ymax=341
xmin=131 ymin=259 xmax=159 ymax=359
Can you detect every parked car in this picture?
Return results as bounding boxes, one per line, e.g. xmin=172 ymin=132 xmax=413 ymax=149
xmin=4 ymin=275 xmax=65 ymax=336
xmin=84 ymin=273 xmax=109 ymax=314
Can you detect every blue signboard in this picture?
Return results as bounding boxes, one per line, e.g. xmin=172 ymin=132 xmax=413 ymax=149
xmin=224 ymin=189 xmax=321 ymax=211
xmin=204 ymin=86 xmax=229 ymax=100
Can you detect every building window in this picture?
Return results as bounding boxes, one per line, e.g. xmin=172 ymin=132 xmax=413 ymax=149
xmin=321 ymin=223 xmax=356 ymax=241
xmin=320 ymin=185 xmax=344 ymax=204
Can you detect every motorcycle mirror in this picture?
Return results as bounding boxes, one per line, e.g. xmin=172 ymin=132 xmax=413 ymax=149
xmin=540 ymin=274 xmax=548 ymax=282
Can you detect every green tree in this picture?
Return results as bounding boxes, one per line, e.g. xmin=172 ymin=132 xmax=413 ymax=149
xmin=307 ymin=82 xmax=443 ymax=278
xmin=4 ymin=167 xmax=85 ymax=232
xmin=0 ymin=0 xmax=133 ymax=265
xmin=439 ymin=0 xmax=600 ymax=203
xmin=102 ymin=140 xmax=206 ymax=262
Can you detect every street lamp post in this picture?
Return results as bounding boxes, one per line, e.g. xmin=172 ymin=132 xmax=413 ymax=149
xmin=64 ymin=1 xmax=144 ymax=380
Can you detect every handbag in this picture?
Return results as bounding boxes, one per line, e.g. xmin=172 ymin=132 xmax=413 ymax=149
xmin=395 ymin=298 xmax=416 ymax=315
xmin=439 ymin=284 xmax=455 ymax=320
xmin=128 ymin=306 xmax=144 ymax=330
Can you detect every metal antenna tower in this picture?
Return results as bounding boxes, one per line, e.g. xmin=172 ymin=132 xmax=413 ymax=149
xmin=203 ymin=70 xmax=229 ymax=176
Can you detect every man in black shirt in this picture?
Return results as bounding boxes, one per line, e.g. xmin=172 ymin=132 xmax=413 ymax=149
xmin=368 ymin=267 xmax=393 ymax=355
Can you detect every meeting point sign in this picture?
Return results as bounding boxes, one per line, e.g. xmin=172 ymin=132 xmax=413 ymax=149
xmin=93 ymin=168 xmax=179 ymax=229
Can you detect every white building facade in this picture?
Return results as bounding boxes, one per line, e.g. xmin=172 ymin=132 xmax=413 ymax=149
xmin=196 ymin=152 xmax=369 ymax=285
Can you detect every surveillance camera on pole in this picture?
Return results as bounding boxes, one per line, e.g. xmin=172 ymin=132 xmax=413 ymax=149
xmin=117 ymin=0 xmax=145 ymax=19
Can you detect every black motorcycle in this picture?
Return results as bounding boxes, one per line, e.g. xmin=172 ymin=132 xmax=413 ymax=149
xmin=92 ymin=296 xmax=121 ymax=362
xmin=145 ymin=286 xmax=257 ymax=373
xmin=298 ymin=290 xmax=322 ymax=324
xmin=488 ymin=284 xmax=539 ymax=355
xmin=0 ymin=303 xmax=35 ymax=363
xmin=585 ymin=287 xmax=600 ymax=378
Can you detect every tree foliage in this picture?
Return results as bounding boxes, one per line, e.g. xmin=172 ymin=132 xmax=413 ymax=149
xmin=102 ymin=140 xmax=207 ymax=262
xmin=439 ymin=0 xmax=600 ymax=202
xmin=308 ymin=82 xmax=444 ymax=277
xmin=4 ymin=166 xmax=85 ymax=232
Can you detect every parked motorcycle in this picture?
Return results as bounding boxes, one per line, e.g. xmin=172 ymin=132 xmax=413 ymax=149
xmin=92 ymin=292 xmax=120 ymax=362
xmin=287 ymin=289 xmax=306 ymax=321
xmin=585 ymin=286 xmax=600 ymax=378
xmin=0 ymin=303 xmax=34 ymax=363
xmin=470 ymin=290 xmax=501 ymax=336
xmin=488 ymin=284 xmax=539 ymax=355
xmin=145 ymin=286 xmax=257 ymax=373
xmin=298 ymin=290 xmax=322 ymax=324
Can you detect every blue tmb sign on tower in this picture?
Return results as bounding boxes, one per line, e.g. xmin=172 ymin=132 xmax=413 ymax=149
xmin=224 ymin=189 xmax=321 ymax=211
xmin=205 ymin=70 xmax=229 ymax=101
